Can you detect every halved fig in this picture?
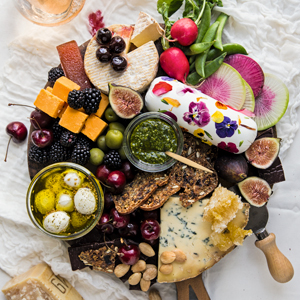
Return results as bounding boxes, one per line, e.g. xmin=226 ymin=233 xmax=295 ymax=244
xmin=108 ymin=83 xmax=143 ymax=119
xmin=245 ymin=137 xmax=280 ymax=169
xmin=238 ymin=177 xmax=271 ymax=207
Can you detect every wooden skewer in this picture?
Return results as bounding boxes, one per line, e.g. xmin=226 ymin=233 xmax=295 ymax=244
xmin=165 ymin=151 xmax=213 ymax=173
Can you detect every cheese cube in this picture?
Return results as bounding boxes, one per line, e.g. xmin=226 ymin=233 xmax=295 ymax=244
xmin=52 ymin=76 xmax=80 ymax=102
xmin=58 ymin=103 xmax=68 ymax=118
xmin=34 ymin=89 xmax=65 ymax=118
xmin=131 ymin=12 xmax=163 ymax=47
xmin=95 ymin=93 xmax=109 ymax=118
xmin=59 ymin=106 xmax=88 ymax=133
xmin=1 ymin=262 xmax=83 ymax=300
xmin=81 ymin=114 xmax=107 ymax=141
xmin=46 ymin=86 xmax=53 ymax=93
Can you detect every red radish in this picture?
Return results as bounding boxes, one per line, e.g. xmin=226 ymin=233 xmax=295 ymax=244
xmin=170 ymin=18 xmax=198 ymax=46
xmin=160 ymin=47 xmax=189 ymax=83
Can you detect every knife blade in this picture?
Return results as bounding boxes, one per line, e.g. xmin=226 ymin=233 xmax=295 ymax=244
xmin=229 ymin=185 xmax=294 ymax=283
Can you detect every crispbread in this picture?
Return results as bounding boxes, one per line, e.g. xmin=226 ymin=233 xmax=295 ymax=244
xmin=112 ymin=172 xmax=169 ymax=214
xmin=140 ymin=176 xmax=181 ymax=211
xmin=84 ymin=39 xmax=159 ymax=94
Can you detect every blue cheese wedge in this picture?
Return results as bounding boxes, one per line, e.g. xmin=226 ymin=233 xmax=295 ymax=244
xmin=131 ymin=12 xmax=164 ymax=47
xmin=157 ymin=196 xmax=249 ymax=283
xmin=84 ymin=38 xmax=159 ymax=94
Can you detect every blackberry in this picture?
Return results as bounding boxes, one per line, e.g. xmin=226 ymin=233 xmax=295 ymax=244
xmin=103 ymin=150 xmax=122 ymax=170
xmin=76 ymin=134 xmax=92 ymax=150
xmin=52 ymin=119 xmax=64 ymax=140
xmin=60 ymin=130 xmax=77 ymax=148
xmin=67 ymin=90 xmax=84 ymax=109
xmin=50 ymin=141 xmax=71 ymax=162
xmin=48 ymin=67 xmax=64 ymax=85
xmin=82 ymin=88 xmax=102 ymax=114
xmin=28 ymin=145 xmax=50 ymax=164
xmin=71 ymin=144 xmax=90 ymax=165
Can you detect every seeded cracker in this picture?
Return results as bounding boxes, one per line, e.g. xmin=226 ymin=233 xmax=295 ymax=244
xmin=78 ymin=245 xmax=118 ymax=273
xmin=112 ymin=172 xmax=169 ymax=214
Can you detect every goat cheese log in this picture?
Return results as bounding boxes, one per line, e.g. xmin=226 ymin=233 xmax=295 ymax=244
xmin=145 ymin=77 xmax=257 ymax=154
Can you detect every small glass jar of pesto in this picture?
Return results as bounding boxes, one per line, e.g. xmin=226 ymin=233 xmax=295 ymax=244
xmin=123 ymin=112 xmax=184 ymax=172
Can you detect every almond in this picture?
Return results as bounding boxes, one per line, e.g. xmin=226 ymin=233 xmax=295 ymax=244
xmin=114 ymin=264 xmax=130 ymax=278
xmin=160 ymin=251 xmax=176 ymax=264
xmin=172 ymin=249 xmax=187 ymax=263
xmin=144 ymin=264 xmax=157 ymax=271
xmin=143 ymin=267 xmax=157 ymax=281
xmin=139 ymin=242 xmax=155 ymax=257
xmin=128 ymin=272 xmax=142 ymax=285
xmin=140 ymin=278 xmax=151 ymax=292
xmin=131 ymin=260 xmax=146 ymax=273
xmin=159 ymin=264 xmax=173 ymax=275
xmin=149 ymin=289 xmax=162 ymax=300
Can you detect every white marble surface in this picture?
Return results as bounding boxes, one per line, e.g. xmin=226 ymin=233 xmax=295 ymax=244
xmin=0 ymin=0 xmax=299 ymax=299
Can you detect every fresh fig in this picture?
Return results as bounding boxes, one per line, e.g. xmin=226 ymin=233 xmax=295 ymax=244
xmin=108 ymin=83 xmax=143 ymax=119
xmin=245 ymin=137 xmax=280 ymax=169
xmin=238 ymin=176 xmax=271 ymax=207
xmin=214 ymin=150 xmax=248 ymax=183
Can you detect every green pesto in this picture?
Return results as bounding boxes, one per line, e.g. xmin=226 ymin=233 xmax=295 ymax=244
xmin=130 ymin=118 xmax=177 ymax=164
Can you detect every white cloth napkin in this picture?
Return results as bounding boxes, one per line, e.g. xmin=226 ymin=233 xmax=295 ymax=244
xmin=0 ymin=0 xmax=299 ymax=299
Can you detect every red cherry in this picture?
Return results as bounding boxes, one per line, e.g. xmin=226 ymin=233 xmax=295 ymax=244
xmin=118 ymin=222 xmax=138 ymax=237
xmin=120 ymin=161 xmax=135 ymax=181
xmin=104 ymin=193 xmax=114 ymax=210
xmin=110 ymin=208 xmax=130 ymax=229
xmin=31 ymin=129 xmax=53 ymax=148
xmin=140 ymin=219 xmax=161 ymax=240
xmin=96 ymin=213 xmax=114 ymax=234
xmin=95 ymin=164 xmax=112 ymax=184
xmin=30 ymin=110 xmax=53 ymax=129
xmin=118 ymin=244 xmax=140 ymax=265
xmin=4 ymin=122 xmax=27 ymax=162
xmin=107 ymin=171 xmax=126 ymax=194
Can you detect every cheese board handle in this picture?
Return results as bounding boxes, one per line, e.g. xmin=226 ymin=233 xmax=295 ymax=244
xmin=175 ymin=274 xmax=210 ymax=300
xmin=255 ymin=233 xmax=294 ymax=283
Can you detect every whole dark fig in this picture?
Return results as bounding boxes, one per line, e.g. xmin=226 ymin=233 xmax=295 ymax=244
xmin=214 ymin=150 xmax=248 ymax=183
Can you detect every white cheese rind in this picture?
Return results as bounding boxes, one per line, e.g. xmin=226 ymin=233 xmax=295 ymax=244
xmin=84 ymin=39 xmax=159 ymax=94
xmin=131 ymin=12 xmax=163 ymax=47
xmin=157 ymin=196 xmax=231 ymax=283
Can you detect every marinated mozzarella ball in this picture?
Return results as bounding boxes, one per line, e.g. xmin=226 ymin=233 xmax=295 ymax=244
xmin=56 ymin=190 xmax=74 ymax=212
xmin=74 ymin=188 xmax=96 ymax=215
xmin=43 ymin=211 xmax=70 ymax=234
xmin=63 ymin=171 xmax=83 ymax=188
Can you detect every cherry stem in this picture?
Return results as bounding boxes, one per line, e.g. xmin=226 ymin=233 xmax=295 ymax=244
xmin=30 ymin=117 xmax=44 ymax=138
xmin=4 ymin=136 xmax=12 ymax=162
xmin=146 ymin=220 xmax=153 ymax=231
xmin=98 ymin=180 xmax=111 ymax=189
xmin=8 ymin=103 xmax=35 ymax=109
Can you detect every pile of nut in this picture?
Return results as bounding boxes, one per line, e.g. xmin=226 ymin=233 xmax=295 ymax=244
xmin=114 ymin=242 xmax=158 ymax=292
xmin=159 ymin=249 xmax=187 ymax=275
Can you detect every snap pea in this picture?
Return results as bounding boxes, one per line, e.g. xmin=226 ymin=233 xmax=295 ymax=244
xmin=207 ymin=43 xmax=248 ymax=61
xmin=190 ymin=61 xmax=196 ymax=73
xmin=214 ymin=13 xmax=229 ymax=51
xmin=189 ymin=56 xmax=196 ymax=64
xmin=195 ymin=21 xmax=219 ymax=78
xmin=195 ymin=3 xmax=211 ymax=44
xmin=204 ymin=52 xmax=227 ymax=78
xmin=189 ymin=41 xmax=215 ymax=55
xmin=186 ymin=72 xmax=202 ymax=86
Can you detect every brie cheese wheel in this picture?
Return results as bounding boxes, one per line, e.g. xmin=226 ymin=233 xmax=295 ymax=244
xmin=85 ymin=39 xmax=159 ymax=94
xmin=157 ymin=196 xmax=249 ymax=283
xmin=131 ymin=11 xmax=163 ymax=47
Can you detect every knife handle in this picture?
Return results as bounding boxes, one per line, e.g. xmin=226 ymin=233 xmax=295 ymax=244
xmin=255 ymin=233 xmax=294 ymax=283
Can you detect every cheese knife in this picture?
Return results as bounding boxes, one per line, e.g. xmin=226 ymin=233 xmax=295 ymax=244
xmin=230 ymin=185 xmax=294 ymax=283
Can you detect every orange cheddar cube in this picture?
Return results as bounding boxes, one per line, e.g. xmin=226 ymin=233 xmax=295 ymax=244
xmin=81 ymin=114 xmax=108 ymax=141
xmin=95 ymin=93 xmax=109 ymax=118
xmin=58 ymin=103 xmax=68 ymax=118
xmin=34 ymin=89 xmax=65 ymax=118
xmin=52 ymin=76 xmax=80 ymax=102
xmin=59 ymin=106 xmax=88 ymax=133
xmin=46 ymin=86 xmax=53 ymax=93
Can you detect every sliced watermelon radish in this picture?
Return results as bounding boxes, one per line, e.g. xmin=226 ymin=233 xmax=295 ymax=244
xmin=224 ymin=54 xmax=264 ymax=98
xmin=242 ymin=80 xmax=255 ymax=112
xmin=253 ymin=73 xmax=289 ymax=131
xmin=199 ymin=63 xmax=246 ymax=110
